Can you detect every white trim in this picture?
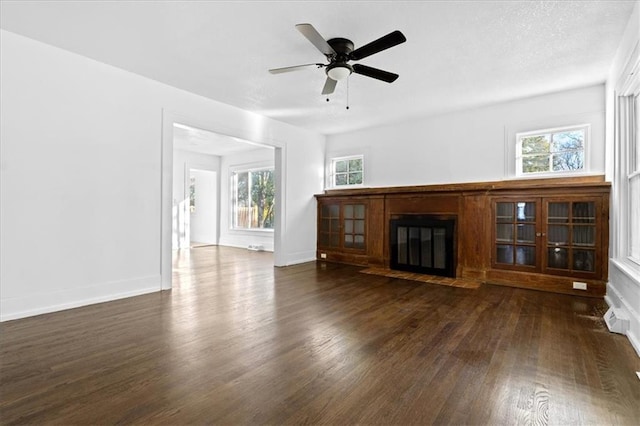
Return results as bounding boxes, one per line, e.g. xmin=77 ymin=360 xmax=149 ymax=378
xmin=1 ymin=275 xmax=160 ymax=322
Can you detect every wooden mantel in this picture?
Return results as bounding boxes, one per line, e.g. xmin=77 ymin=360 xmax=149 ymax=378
xmin=315 ymin=175 xmax=611 ymax=297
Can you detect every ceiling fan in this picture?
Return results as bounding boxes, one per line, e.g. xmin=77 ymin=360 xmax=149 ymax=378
xmin=269 ymin=23 xmax=406 ymax=95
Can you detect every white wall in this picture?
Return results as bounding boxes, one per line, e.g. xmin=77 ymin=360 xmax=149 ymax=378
xmin=604 ymin=0 xmax=640 ymax=357
xmin=326 ymin=85 xmax=605 ymax=187
xmin=218 ymin=147 xmax=275 ymax=251
xmin=0 ymin=30 xmax=325 ymax=321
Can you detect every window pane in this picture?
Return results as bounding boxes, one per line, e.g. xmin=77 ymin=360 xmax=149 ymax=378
xmin=521 ymin=135 xmax=550 ymax=154
xmin=348 ymin=172 xmax=363 ymax=185
xmin=522 ymin=154 xmax=550 ymax=173
xmin=349 ymin=158 xmax=363 ymax=172
xmin=552 ymin=131 xmax=584 ymax=151
xmin=630 ymin=175 xmax=640 ymax=260
xmin=335 ymin=160 xmax=347 ymax=173
xmin=552 ymin=151 xmax=584 ymax=171
xmin=233 ymin=169 xmax=274 ymax=229
xmin=335 ymin=173 xmax=348 ymax=185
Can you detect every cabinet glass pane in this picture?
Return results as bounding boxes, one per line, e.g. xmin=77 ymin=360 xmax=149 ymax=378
xmin=344 ymin=219 xmax=353 ymax=234
xmin=573 ymin=225 xmax=595 ymax=246
xmin=354 ymin=204 xmax=365 ymax=219
xmin=321 ymin=219 xmax=330 ymax=232
xmin=329 ymin=204 xmax=339 ymax=217
xmin=516 ymin=224 xmax=536 ymax=243
xmin=548 ymin=202 xmax=569 ymax=223
xmin=331 ymin=219 xmax=339 ymax=232
xmin=344 ymin=234 xmax=353 ymax=248
xmin=548 ymin=225 xmax=569 ymax=245
xmin=354 ymin=220 xmax=365 ymax=234
xmin=330 ymin=234 xmax=340 ymax=247
xmin=548 ymin=247 xmax=569 ymax=269
xmin=573 ymin=249 xmax=595 ymax=271
xmin=573 ymin=202 xmax=595 ymax=223
xmin=496 ymin=245 xmax=514 ymax=264
xmin=496 ymin=203 xmax=514 ymax=222
xmin=516 ymin=202 xmax=536 ymax=222
xmin=354 ymin=235 xmax=365 ymax=249
xmin=320 ymin=233 xmax=330 ymax=246
xmin=321 ymin=204 xmax=331 ymax=217
xmin=344 ymin=204 xmax=354 ymax=219
xmin=496 ymin=224 xmax=514 ymax=242
xmin=516 ymin=246 xmax=536 ymax=266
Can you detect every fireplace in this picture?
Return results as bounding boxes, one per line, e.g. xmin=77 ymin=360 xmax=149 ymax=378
xmin=390 ymin=215 xmax=456 ymax=277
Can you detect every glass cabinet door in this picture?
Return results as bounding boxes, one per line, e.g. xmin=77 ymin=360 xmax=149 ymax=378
xmin=545 ymin=200 xmax=596 ymax=273
xmin=494 ymin=200 xmax=538 ymax=268
xmin=319 ymin=203 xmax=340 ymax=248
xmin=343 ymin=204 xmax=366 ymax=250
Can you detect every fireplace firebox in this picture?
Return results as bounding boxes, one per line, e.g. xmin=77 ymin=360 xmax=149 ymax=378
xmin=390 ymin=215 xmax=456 ymax=277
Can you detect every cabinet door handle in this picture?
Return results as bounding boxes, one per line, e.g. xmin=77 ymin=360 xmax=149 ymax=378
xmin=536 ymin=232 xmax=542 ymax=237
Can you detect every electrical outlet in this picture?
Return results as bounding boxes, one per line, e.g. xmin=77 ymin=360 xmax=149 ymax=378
xmin=320 ymin=253 xmax=327 ymax=259
xmin=573 ymin=281 xmax=587 ymax=290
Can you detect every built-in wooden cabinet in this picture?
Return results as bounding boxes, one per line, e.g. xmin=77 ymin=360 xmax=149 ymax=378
xmin=318 ymin=200 xmax=367 ymax=252
xmin=316 ymin=176 xmax=610 ymax=297
xmin=491 ymin=196 xmax=604 ymax=279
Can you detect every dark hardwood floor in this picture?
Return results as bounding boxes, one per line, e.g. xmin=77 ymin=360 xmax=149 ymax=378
xmin=1 ymin=246 xmax=639 ymax=425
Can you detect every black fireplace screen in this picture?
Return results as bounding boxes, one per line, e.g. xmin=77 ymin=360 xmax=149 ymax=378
xmin=390 ymin=216 xmax=456 ymax=277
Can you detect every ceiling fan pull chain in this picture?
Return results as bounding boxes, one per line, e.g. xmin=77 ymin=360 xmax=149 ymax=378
xmin=346 ymin=78 xmax=350 ymax=110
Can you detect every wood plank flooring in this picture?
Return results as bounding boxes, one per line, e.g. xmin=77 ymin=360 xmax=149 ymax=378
xmin=1 ymin=246 xmax=639 ymax=425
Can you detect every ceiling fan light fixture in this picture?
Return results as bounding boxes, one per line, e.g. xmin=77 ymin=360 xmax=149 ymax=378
xmin=327 ymin=63 xmax=352 ymax=81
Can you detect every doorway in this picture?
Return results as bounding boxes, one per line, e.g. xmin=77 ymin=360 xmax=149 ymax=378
xmin=188 ymin=168 xmax=217 ymax=248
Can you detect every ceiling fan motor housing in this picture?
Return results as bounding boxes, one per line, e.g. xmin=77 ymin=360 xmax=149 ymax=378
xmin=326 ymin=38 xmax=354 ymax=80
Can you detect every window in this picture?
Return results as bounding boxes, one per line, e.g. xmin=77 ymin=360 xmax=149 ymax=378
xmin=332 ymin=155 xmax=363 ymax=187
xmin=231 ymin=168 xmax=275 ymax=230
xmin=516 ymin=125 xmax=588 ymax=176
xmin=628 ymin=93 xmax=639 ymax=262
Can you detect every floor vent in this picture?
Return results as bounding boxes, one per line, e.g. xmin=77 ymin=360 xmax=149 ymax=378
xmin=604 ymin=307 xmax=629 ymax=335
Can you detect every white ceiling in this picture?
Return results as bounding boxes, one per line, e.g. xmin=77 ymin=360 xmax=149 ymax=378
xmin=0 ymin=1 xmax=635 ymax=135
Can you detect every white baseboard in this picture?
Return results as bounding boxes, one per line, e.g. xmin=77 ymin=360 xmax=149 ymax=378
xmin=278 ymin=250 xmax=316 ymax=266
xmin=0 ymin=275 xmax=161 ymax=322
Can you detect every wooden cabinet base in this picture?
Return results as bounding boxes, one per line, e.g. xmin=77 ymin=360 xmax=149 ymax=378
xmin=484 ymin=269 xmax=605 ymax=297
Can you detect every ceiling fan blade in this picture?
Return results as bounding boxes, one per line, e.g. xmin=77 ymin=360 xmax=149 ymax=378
xmin=269 ymin=63 xmax=324 ymax=74
xmin=352 ymin=64 xmax=399 ymax=83
xmin=321 ymin=77 xmax=337 ymax=95
xmin=349 ymin=30 xmax=406 ymax=61
xmin=296 ymin=23 xmax=336 ymax=57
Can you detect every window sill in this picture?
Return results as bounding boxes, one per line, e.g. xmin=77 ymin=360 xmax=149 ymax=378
xmin=610 ymin=257 xmax=640 ymax=288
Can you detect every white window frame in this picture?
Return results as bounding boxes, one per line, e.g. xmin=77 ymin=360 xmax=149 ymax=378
xmin=230 ymin=164 xmax=275 ymax=232
xmin=330 ymin=155 xmax=364 ymax=188
xmin=623 ymin=76 xmax=640 ymax=265
xmin=515 ymin=124 xmax=590 ymax=177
